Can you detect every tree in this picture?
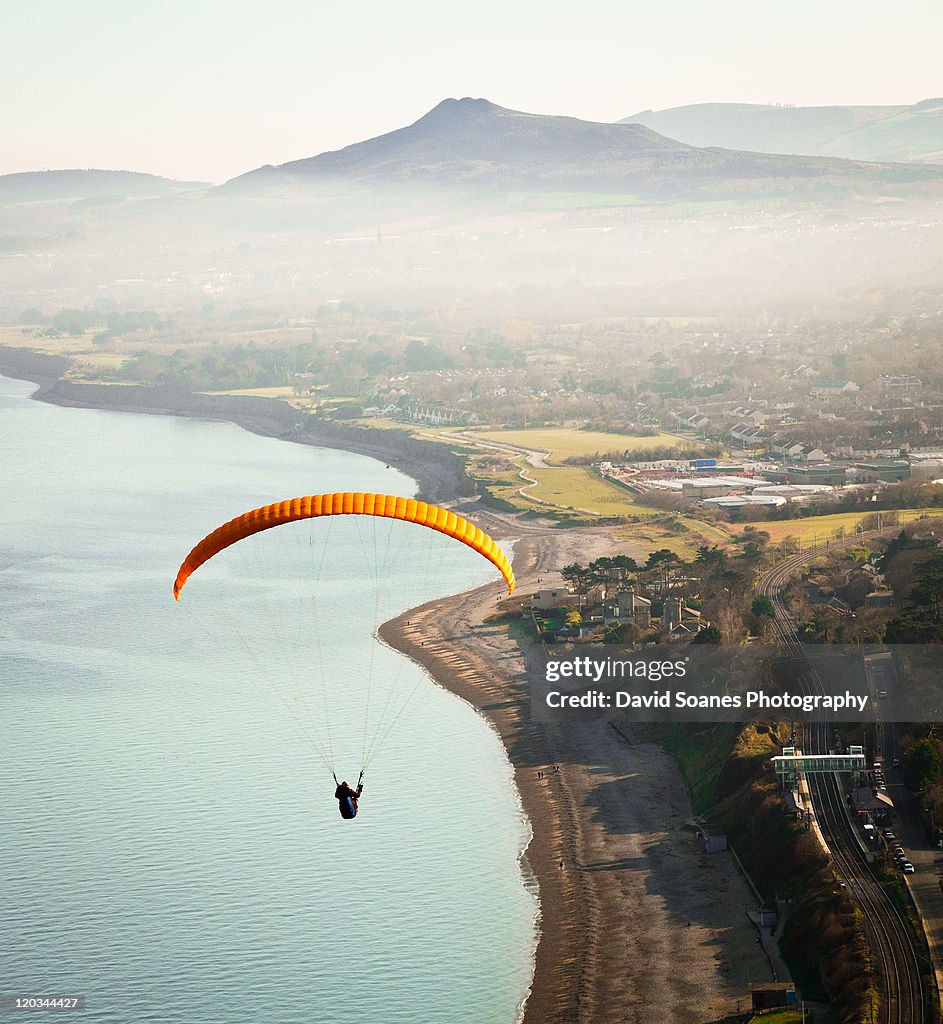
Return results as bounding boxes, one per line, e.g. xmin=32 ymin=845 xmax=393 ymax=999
xmin=589 ymin=555 xmax=639 ymax=587
xmin=404 ymin=339 xmax=454 ymax=371
xmin=605 ymin=620 xmax=643 ymax=644
xmin=695 ymin=545 xmax=726 ymax=568
xmin=904 ymin=737 xmax=943 ymax=793
xmin=911 ymin=569 xmax=943 ymax=623
xmin=752 ymin=596 xmax=775 ymax=618
xmin=560 ymin=562 xmax=596 ymax=598
xmin=646 ymin=549 xmax=684 ymax=593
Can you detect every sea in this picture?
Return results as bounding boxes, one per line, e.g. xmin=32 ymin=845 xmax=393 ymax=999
xmin=0 ymin=374 xmax=537 ymax=1024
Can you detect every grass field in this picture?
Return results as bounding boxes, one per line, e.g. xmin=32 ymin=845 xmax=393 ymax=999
xmin=0 ymin=325 xmax=80 ymax=354
xmin=522 ymin=466 xmax=663 ymax=516
xmin=611 ymin=523 xmax=703 ymax=560
xmin=205 ymin=386 xmax=296 ymax=398
xmin=0 ymin=325 xmax=133 ymax=372
xmin=677 ymin=515 xmax=737 ymax=546
xmin=731 ymin=508 xmax=943 ymax=546
xmin=468 ymin=427 xmax=699 ymax=462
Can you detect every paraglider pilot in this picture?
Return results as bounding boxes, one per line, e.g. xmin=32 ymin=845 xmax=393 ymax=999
xmin=334 ymin=772 xmax=364 ymax=819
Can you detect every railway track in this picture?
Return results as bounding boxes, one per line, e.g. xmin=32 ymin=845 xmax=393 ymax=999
xmin=758 ymin=537 xmax=930 ymax=1023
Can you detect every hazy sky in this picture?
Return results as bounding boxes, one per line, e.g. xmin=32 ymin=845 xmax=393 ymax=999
xmin=5 ymin=0 xmax=941 ymax=183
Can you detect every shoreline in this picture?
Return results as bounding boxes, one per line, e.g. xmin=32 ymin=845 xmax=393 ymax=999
xmin=0 ymin=346 xmax=466 ymax=505
xmin=2 ymin=346 xmax=773 ymax=1023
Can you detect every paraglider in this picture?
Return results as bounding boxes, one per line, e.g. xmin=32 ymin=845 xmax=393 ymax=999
xmin=173 ymin=492 xmax=515 ymax=818
xmin=173 ymin=491 xmax=515 ymax=600
xmin=334 ymin=772 xmax=364 ymax=819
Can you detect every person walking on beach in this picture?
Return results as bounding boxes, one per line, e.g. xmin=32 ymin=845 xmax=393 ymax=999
xmin=334 ymin=772 xmax=364 ymax=819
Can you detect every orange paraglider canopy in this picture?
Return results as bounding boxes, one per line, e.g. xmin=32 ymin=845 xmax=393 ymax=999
xmin=173 ymin=492 xmax=515 ymax=599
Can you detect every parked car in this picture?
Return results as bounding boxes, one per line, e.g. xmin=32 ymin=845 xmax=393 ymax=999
xmin=903 ymin=863 xmax=915 ymax=874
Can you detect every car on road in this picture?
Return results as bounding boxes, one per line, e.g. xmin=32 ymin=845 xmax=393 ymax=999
xmin=903 ymin=863 xmax=915 ymax=874
xmin=884 ymin=830 xmax=896 ymax=840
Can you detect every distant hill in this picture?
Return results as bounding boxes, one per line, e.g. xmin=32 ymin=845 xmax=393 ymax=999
xmin=620 ymin=99 xmax=943 ymax=164
xmin=224 ymin=98 xmax=943 ymax=201
xmin=0 ymin=169 xmax=208 ymax=204
xmin=226 ymin=98 xmax=694 ymax=191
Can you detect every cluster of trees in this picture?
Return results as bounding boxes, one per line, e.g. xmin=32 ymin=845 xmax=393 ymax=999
xmin=884 ymin=537 xmax=943 ymax=643
xmin=24 ymin=307 xmax=174 ymax=340
xmin=117 ymin=341 xmax=291 ymax=391
xmin=893 ymin=727 xmax=943 ymax=845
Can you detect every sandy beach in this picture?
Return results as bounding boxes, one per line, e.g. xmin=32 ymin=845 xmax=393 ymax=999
xmin=3 ymin=349 xmax=774 ymax=1023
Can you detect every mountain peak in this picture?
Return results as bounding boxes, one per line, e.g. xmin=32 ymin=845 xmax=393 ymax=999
xmin=421 ymin=97 xmax=503 ymax=119
xmin=226 ymin=100 xmax=689 ymax=192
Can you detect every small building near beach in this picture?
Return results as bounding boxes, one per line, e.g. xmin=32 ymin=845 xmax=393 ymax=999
xmin=532 ymin=587 xmax=574 ymax=610
xmin=697 ymin=824 xmax=727 ymax=854
xmin=749 ymin=982 xmax=797 ymax=1011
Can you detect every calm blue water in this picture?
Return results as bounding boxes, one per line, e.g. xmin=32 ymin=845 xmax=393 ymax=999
xmin=0 ymin=375 xmax=536 ymax=1023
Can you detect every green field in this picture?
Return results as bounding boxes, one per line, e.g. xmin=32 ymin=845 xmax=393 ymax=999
xmin=468 ymin=427 xmax=699 ymax=462
xmin=522 ymin=466 xmax=662 ymax=516
xmin=0 ymin=325 xmax=133 ymax=374
xmin=732 ymin=508 xmax=943 ymax=546
xmin=205 ymin=386 xmax=296 ymax=398
xmin=678 ymin=515 xmax=737 ymax=544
